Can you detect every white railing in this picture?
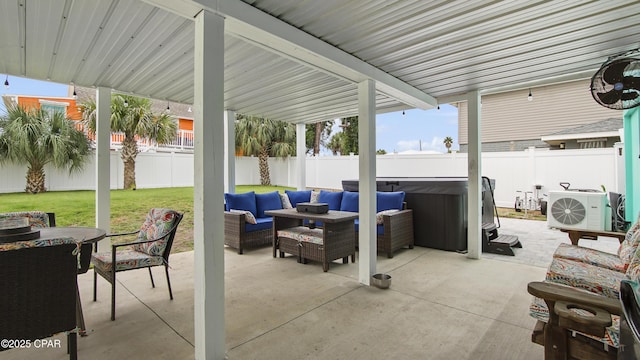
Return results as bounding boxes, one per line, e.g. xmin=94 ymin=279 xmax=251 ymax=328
xmin=109 ymin=130 xmax=194 ymax=152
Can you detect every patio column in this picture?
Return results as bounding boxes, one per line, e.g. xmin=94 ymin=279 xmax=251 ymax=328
xmin=296 ymin=123 xmax=306 ymax=190
xmin=95 ymin=86 xmax=111 ymax=250
xmin=193 ymin=9 xmax=225 ymax=360
xmin=358 ymin=79 xmax=376 ymax=285
xmin=624 ymin=107 xmax=640 ymax=222
xmin=467 ymin=90 xmax=482 ymax=259
xmin=224 ymin=109 xmax=236 ymax=194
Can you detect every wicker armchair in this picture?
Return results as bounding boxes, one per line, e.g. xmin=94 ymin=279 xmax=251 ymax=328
xmin=0 ymin=240 xmax=79 ymax=359
xmin=375 ymin=208 xmax=414 ymax=258
xmin=92 ymin=208 xmax=183 ymax=321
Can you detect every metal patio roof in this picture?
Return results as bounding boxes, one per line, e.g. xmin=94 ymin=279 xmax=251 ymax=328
xmin=1 ymin=0 xmax=639 ymax=123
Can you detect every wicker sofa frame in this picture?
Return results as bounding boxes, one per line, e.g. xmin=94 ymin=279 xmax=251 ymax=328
xmin=224 ymin=211 xmax=273 ymax=254
xmin=0 ymin=243 xmax=78 ymax=359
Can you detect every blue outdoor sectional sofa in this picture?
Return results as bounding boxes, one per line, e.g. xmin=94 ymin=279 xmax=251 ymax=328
xmin=224 ymin=189 xmax=414 ymax=257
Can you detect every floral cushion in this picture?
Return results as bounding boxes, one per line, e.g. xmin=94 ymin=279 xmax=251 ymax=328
xmin=529 ymin=293 xmax=620 ymax=348
xmin=277 ymin=226 xmax=323 ymax=245
xmin=131 ymin=208 xmax=181 ymax=256
xmin=546 ymin=257 xmax=626 ymax=299
xmin=229 ymin=209 xmax=257 ymax=224
xmin=279 ymin=193 xmax=293 ymax=209
xmin=553 ymin=243 xmax=626 ymax=272
xmin=376 ymin=209 xmax=399 ymax=224
xmin=92 ymin=249 xmax=164 ymax=272
xmin=310 ymin=190 xmax=320 ymax=203
xmin=0 ymin=211 xmax=51 ymax=228
xmin=0 ymin=237 xmax=77 ymax=252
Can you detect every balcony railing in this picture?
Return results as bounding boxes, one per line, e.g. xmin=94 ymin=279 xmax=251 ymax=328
xmin=75 ymin=122 xmax=194 ymax=152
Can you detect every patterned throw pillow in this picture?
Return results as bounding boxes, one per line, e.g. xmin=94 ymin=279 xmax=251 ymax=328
xmin=310 ymin=190 xmax=320 ymax=203
xmin=376 ymin=209 xmax=399 ymax=224
xmin=230 ymin=209 xmax=257 ymax=224
xmin=132 ymin=209 xmax=180 ymax=256
xmin=279 ymin=193 xmax=293 ymax=209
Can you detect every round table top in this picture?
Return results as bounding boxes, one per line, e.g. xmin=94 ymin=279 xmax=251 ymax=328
xmin=39 ymin=227 xmax=107 ymax=244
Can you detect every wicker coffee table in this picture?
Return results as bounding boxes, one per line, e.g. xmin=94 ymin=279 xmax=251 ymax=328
xmin=265 ymin=208 xmax=357 ymax=272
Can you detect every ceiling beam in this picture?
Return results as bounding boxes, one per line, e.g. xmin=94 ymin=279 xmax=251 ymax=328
xmin=143 ymin=0 xmax=437 ymax=110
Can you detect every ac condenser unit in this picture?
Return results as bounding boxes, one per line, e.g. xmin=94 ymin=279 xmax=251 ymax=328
xmin=547 ymin=190 xmax=608 ymax=231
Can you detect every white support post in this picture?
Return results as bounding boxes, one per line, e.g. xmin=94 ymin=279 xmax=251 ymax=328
xmin=95 ymin=86 xmax=111 ymax=250
xmin=467 ymin=90 xmax=482 ymax=259
xmin=224 ymin=110 xmax=236 ymax=194
xmin=193 ymin=9 xmax=226 ymax=360
xmin=296 ymin=123 xmax=306 ymax=190
xmin=358 ymin=79 xmax=376 ymax=285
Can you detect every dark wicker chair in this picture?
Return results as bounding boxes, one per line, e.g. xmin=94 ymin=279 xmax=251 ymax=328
xmin=224 ymin=211 xmax=273 ymax=254
xmin=0 ymin=242 xmax=78 ymax=359
xmin=92 ymin=208 xmax=183 ymax=320
xmin=375 ymin=209 xmax=414 ymax=258
xmin=355 ymin=207 xmax=414 ymax=258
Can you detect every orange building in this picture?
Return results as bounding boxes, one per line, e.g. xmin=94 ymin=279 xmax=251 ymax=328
xmin=2 ymin=89 xmax=194 ymax=152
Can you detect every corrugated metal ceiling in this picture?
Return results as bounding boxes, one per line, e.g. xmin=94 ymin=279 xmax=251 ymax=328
xmin=1 ymin=0 xmax=639 ymax=123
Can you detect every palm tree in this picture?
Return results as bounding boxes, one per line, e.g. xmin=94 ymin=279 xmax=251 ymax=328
xmin=81 ymin=94 xmax=177 ymax=190
xmin=235 ymin=114 xmax=296 ymax=185
xmin=0 ymin=105 xmax=92 ymax=193
xmin=443 ymin=136 xmax=454 ymax=153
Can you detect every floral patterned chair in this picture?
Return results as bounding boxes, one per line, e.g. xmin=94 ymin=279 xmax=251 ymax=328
xmin=527 ymin=216 xmax=640 ymax=359
xmin=92 ymin=208 xmax=183 ymax=320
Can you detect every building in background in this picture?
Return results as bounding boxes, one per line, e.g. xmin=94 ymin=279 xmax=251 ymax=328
xmin=456 ymin=79 xmax=622 ymax=152
xmin=1 ymin=86 xmax=194 ymax=152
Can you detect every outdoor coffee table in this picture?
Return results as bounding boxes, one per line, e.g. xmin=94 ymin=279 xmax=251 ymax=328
xmin=265 ymin=208 xmax=357 ymax=272
xmin=558 ymin=227 xmax=626 ymax=246
xmin=39 ymin=227 xmax=107 ymax=336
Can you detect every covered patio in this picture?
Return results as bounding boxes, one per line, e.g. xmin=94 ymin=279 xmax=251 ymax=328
xmin=2 ymin=1 xmax=640 ymax=358
xmin=5 ymin=218 xmax=623 ymax=359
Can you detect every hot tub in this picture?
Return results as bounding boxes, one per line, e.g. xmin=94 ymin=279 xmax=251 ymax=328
xmin=342 ymin=177 xmax=493 ymax=252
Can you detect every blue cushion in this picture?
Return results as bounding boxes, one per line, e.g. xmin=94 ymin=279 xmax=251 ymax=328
xmin=354 ymin=219 xmax=384 ymax=235
xmin=377 ymin=191 xmax=405 ymax=212
xmin=225 ymin=191 xmax=257 ymax=216
xmin=245 ymin=217 xmax=273 ymax=232
xmin=340 ymin=191 xmax=359 ymax=212
xmin=285 ymin=190 xmax=312 ymax=206
xmin=255 ymin=191 xmax=282 ymax=218
xmin=318 ymin=190 xmax=343 ymax=211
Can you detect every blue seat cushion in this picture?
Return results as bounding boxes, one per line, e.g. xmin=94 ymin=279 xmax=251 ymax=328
xmin=245 ymin=217 xmax=273 ymax=232
xmin=285 ymin=190 xmax=312 ymax=206
xmin=354 ymin=219 xmax=384 ymax=235
xmin=225 ymin=191 xmax=257 ymax=216
xmin=377 ymin=191 xmax=405 ymax=212
xmin=255 ymin=191 xmax=282 ymax=218
xmin=340 ymin=191 xmax=359 ymax=212
xmin=319 ymin=190 xmax=343 ymax=211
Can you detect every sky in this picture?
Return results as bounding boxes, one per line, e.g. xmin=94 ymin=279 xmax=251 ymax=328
xmin=0 ymin=74 xmax=459 ymax=153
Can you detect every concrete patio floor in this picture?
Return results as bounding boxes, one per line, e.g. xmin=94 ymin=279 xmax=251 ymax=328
xmin=5 ymin=218 xmax=621 ymax=359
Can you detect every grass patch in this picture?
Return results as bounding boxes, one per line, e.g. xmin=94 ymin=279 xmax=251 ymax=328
xmin=0 ymin=185 xmax=294 ymax=253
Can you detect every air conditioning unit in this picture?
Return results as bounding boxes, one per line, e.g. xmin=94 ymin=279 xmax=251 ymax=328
xmin=547 ymin=190 xmax=608 ymax=231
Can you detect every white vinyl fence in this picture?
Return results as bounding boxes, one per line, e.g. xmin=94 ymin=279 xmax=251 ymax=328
xmin=0 ymin=147 xmax=623 ymax=208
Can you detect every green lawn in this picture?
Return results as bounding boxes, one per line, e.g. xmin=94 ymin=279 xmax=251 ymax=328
xmin=0 ymin=185 xmax=293 ymax=253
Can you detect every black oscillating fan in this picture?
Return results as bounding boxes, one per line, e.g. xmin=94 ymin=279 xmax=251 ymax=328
xmin=590 ymin=54 xmax=640 ymax=110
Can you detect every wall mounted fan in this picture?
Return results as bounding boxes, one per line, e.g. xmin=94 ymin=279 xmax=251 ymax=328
xmin=590 ymin=52 xmax=640 ymax=110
